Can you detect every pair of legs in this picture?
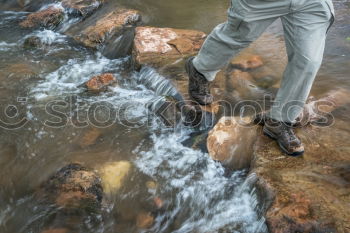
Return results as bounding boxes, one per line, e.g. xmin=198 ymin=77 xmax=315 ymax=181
xmin=187 ymin=0 xmax=334 ymax=155
xmin=193 ymin=0 xmax=334 ymax=123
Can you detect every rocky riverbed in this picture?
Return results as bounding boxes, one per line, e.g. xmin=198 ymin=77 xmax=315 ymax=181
xmin=0 ymin=0 xmax=349 ymax=233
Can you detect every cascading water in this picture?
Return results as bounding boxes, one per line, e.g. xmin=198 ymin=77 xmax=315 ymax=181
xmin=0 ymin=2 xmax=269 ymax=233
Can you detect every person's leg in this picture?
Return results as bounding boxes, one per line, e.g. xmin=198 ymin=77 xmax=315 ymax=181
xmin=186 ymin=0 xmax=289 ymax=105
xmin=267 ymin=0 xmax=334 ymax=123
xmin=192 ymin=4 xmax=279 ymax=81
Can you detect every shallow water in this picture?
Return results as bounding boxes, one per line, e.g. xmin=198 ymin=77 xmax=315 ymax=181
xmin=0 ymin=0 xmax=349 ymax=233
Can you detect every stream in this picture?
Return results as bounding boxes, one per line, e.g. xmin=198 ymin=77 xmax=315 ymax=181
xmin=0 ymin=0 xmax=349 ymax=233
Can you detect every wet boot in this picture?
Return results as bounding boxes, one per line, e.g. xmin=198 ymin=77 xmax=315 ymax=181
xmin=185 ymin=57 xmax=213 ymax=105
xmin=254 ymin=112 xmax=302 ymax=127
xmin=263 ymin=119 xmax=305 ymax=156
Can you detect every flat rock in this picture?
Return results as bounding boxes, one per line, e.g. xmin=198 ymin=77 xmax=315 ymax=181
xmin=19 ymin=6 xmax=64 ymax=29
xmin=85 ymin=73 xmax=117 ymax=92
xmin=133 ymin=26 xmax=206 ymax=68
xmin=207 ymin=116 xmax=258 ymax=170
xmin=251 ymin=121 xmax=350 ymax=233
xmin=71 ymin=8 xmax=141 ymax=53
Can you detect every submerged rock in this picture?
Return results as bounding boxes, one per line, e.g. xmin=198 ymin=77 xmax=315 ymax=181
xmin=136 ymin=212 xmax=154 ymax=229
xmin=19 ymin=6 xmax=64 ymax=29
xmin=71 ymin=8 xmax=141 ymax=57
xmin=98 ymin=161 xmax=131 ymax=195
xmin=207 ymin=116 xmax=258 ymax=170
xmin=78 ymin=127 xmax=102 ymax=147
xmin=23 ymin=36 xmax=42 ymax=49
xmin=230 ymin=53 xmax=264 ymax=71
xmin=85 ymin=73 xmax=117 ymax=92
xmin=38 ymin=163 xmax=103 ymax=211
xmin=133 ymin=26 xmax=206 ymax=68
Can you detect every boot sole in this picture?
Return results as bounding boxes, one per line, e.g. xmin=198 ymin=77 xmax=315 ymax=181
xmin=185 ymin=58 xmax=212 ymax=106
xmin=263 ymin=127 xmax=304 ymax=157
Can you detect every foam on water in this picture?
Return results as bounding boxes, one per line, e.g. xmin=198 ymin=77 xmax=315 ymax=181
xmin=0 ymin=41 xmax=17 ymax=51
xmin=134 ymin=126 xmax=267 ymax=233
xmin=30 ymin=54 xmax=128 ymax=100
xmin=29 ymin=30 xmax=67 ymax=45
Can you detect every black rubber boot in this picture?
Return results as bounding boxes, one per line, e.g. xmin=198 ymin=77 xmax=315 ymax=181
xmin=185 ymin=57 xmax=213 ymax=105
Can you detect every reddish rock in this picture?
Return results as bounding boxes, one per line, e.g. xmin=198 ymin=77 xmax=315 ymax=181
xmin=85 ymin=73 xmax=117 ymax=92
xmin=78 ymin=127 xmax=102 ymax=147
xmin=153 ymin=197 xmax=164 ymax=209
xmin=207 ymin=116 xmax=258 ymax=170
xmin=19 ymin=6 xmax=64 ymax=29
xmin=73 ymin=8 xmax=141 ymax=49
xmin=230 ymin=53 xmax=264 ymax=71
xmin=133 ymin=26 xmax=206 ymax=67
xmin=136 ymin=212 xmax=154 ymax=229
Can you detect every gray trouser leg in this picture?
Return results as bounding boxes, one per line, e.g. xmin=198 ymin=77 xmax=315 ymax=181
xmin=193 ymin=11 xmax=277 ymax=81
xmin=267 ymin=0 xmax=334 ymax=122
xmin=193 ymin=0 xmax=334 ymax=122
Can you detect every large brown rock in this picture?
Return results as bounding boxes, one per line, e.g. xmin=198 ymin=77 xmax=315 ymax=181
xmin=251 ymin=120 xmax=350 ymax=233
xmin=207 ymin=116 xmax=258 ymax=170
xmin=38 ymin=163 xmax=103 ymax=211
xmin=71 ymin=8 xmax=141 ymax=55
xmin=133 ymin=26 xmax=206 ymax=68
xmin=19 ymin=6 xmax=64 ymax=29
xmin=85 ymin=73 xmax=117 ymax=92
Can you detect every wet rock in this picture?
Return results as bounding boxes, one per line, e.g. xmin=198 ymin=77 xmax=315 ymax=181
xmin=71 ymin=8 xmax=141 ymax=57
xmin=85 ymin=73 xmax=117 ymax=92
xmin=136 ymin=212 xmax=154 ymax=229
xmin=251 ymin=122 xmax=350 ymax=233
xmin=23 ymin=36 xmax=42 ymax=49
xmin=146 ymin=181 xmax=157 ymax=190
xmin=38 ymin=163 xmax=103 ymax=211
xmin=207 ymin=116 xmax=258 ymax=170
xmin=61 ymin=0 xmax=103 ymax=17
xmin=298 ymin=88 xmax=350 ymax=126
xmin=133 ymin=26 xmax=206 ymax=68
xmin=153 ymin=197 xmax=164 ymax=209
xmin=19 ymin=6 xmax=64 ymax=29
xmin=227 ymin=69 xmax=266 ymax=100
xmin=78 ymin=127 xmax=102 ymax=147
xmin=230 ymin=54 xmax=264 ymax=71
xmin=98 ymin=161 xmax=131 ymax=195
xmin=40 ymin=228 xmax=69 ymax=233
xmin=2 ymin=62 xmax=39 ymax=79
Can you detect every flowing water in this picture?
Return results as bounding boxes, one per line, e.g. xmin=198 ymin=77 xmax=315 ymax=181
xmin=0 ymin=0 xmax=349 ymax=233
